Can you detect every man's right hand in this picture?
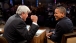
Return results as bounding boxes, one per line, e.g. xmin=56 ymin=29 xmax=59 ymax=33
xmin=46 ymin=32 xmax=53 ymax=38
xmin=31 ymin=15 xmax=38 ymax=23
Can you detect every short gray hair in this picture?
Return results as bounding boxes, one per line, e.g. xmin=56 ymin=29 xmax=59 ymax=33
xmin=56 ymin=6 xmax=66 ymax=15
xmin=16 ymin=5 xmax=31 ymax=15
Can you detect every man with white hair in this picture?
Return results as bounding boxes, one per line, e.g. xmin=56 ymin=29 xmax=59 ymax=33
xmin=3 ymin=5 xmax=39 ymax=43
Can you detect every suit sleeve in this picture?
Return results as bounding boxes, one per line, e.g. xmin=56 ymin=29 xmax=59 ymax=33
xmin=49 ymin=24 xmax=63 ymax=42
xmin=16 ymin=21 xmax=39 ymax=42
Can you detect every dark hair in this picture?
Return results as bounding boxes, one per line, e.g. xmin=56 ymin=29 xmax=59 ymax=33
xmin=56 ymin=6 xmax=66 ymax=15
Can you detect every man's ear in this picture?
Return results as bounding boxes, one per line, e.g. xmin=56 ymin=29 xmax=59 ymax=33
xmin=61 ymin=13 xmax=65 ymax=17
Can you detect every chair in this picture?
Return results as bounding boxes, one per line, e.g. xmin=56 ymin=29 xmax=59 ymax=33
xmin=61 ymin=32 xmax=76 ymax=43
xmin=0 ymin=36 xmax=8 ymax=43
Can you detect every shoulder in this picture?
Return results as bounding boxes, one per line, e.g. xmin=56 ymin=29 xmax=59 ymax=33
xmin=58 ymin=17 xmax=72 ymax=25
xmin=6 ymin=14 xmax=24 ymax=25
xmin=56 ymin=17 xmax=73 ymax=28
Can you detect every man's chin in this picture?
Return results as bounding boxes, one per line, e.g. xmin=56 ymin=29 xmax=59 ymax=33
xmin=55 ymin=19 xmax=58 ymax=21
xmin=23 ymin=19 xmax=26 ymax=21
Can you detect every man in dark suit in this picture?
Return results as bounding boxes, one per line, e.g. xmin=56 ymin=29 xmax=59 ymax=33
xmin=3 ymin=5 xmax=39 ymax=43
xmin=46 ymin=6 xmax=74 ymax=43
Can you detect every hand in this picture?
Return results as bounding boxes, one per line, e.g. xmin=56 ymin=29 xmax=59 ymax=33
xmin=31 ymin=15 xmax=38 ymax=23
xmin=46 ymin=32 xmax=53 ymax=38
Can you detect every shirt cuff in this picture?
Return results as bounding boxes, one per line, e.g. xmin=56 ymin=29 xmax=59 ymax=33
xmin=32 ymin=22 xmax=38 ymax=25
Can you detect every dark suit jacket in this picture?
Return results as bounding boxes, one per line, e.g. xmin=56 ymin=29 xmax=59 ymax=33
xmin=49 ymin=17 xmax=74 ymax=43
xmin=3 ymin=14 xmax=39 ymax=43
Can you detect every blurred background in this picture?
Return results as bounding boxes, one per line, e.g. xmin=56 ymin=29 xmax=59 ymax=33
xmin=0 ymin=0 xmax=76 ymax=28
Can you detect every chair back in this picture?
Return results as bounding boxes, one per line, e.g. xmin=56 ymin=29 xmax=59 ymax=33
xmin=61 ymin=32 xmax=76 ymax=43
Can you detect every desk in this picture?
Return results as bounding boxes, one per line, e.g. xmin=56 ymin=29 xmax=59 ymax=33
xmin=0 ymin=27 xmax=47 ymax=43
xmin=31 ymin=29 xmax=47 ymax=43
xmin=47 ymin=38 xmax=54 ymax=43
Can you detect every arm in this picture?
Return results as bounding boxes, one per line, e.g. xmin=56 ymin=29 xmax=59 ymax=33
xmin=16 ymin=21 xmax=39 ymax=42
xmin=49 ymin=24 xmax=63 ymax=42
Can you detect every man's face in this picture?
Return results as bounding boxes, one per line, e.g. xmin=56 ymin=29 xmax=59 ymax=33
xmin=22 ymin=12 xmax=28 ymax=21
xmin=54 ymin=9 xmax=63 ymax=21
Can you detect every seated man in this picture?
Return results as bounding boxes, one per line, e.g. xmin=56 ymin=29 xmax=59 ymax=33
xmin=46 ymin=6 xmax=74 ymax=43
xmin=3 ymin=5 xmax=39 ymax=43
